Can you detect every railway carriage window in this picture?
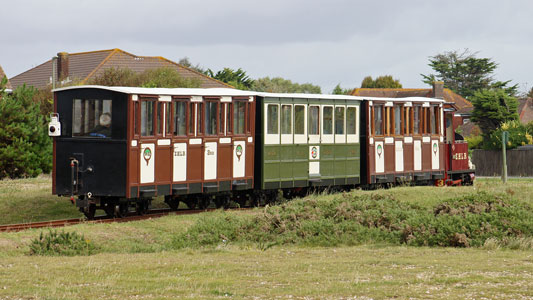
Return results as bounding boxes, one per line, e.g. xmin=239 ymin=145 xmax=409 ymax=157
xmin=189 ymin=103 xmax=195 ymax=135
xmin=267 ymin=104 xmax=279 ymax=134
xmin=429 ymin=106 xmax=436 ymax=134
xmin=219 ymin=103 xmax=225 ymax=135
xmin=234 ymin=101 xmax=246 ymax=134
xmin=165 ymin=103 xmax=172 ymax=135
xmin=309 ymin=106 xmax=319 ymax=135
xmin=72 ymin=99 xmax=112 ymax=138
xmin=141 ymin=100 xmax=155 ymax=136
xmin=394 ymin=105 xmax=401 ymax=135
xmin=226 ymin=103 xmax=232 ymax=134
xmin=281 ymin=105 xmax=292 ymax=134
xmin=294 ymin=105 xmax=305 ymax=135
xmin=335 ymin=107 xmax=344 ymax=134
xmin=157 ymin=102 xmax=163 ymax=135
xmin=413 ymin=106 xmax=420 ymax=134
xmin=197 ymin=103 xmax=203 ymax=135
xmin=205 ymin=101 xmax=218 ymax=135
xmin=173 ymin=101 xmax=187 ymax=136
xmin=374 ymin=105 xmax=383 ymax=136
xmin=323 ymin=106 xmax=333 ymax=135
xmin=347 ymin=107 xmax=356 ymax=135
xmin=403 ymin=106 xmax=409 ymax=135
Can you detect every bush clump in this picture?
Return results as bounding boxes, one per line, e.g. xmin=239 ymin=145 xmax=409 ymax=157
xmin=171 ymin=191 xmax=533 ymax=249
xmin=29 ymin=230 xmax=97 ymax=256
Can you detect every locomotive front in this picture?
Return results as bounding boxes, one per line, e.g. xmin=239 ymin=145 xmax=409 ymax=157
xmin=50 ymin=87 xmax=129 ymax=217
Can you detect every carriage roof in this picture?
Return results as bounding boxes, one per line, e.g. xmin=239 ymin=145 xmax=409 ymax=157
xmin=53 ymin=85 xmax=445 ymax=103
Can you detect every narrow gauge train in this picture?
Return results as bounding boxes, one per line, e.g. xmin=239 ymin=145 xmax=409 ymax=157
xmin=49 ymin=86 xmax=474 ymax=219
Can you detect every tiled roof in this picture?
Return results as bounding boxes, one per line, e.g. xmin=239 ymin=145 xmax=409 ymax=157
xmin=352 ymin=88 xmax=473 ymax=113
xmin=10 ymin=49 xmax=231 ymax=89
xmin=0 ymin=65 xmax=12 ymax=89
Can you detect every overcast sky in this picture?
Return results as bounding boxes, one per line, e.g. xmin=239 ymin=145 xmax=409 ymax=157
xmin=1 ymin=0 xmax=532 ymax=93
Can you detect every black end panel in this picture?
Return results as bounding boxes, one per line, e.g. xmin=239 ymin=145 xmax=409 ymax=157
xmin=55 ymin=140 xmax=127 ymax=197
xmin=54 ymin=88 xmax=129 ymax=197
xmin=360 ymin=101 xmax=369 ymax=185
xmin=254 ymin=96 xmax=264 ymax=190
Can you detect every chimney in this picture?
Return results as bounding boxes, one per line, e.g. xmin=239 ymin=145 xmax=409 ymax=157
xmin=57 ymin=52 xmax=69 ymax=81
xmin=432 ymin=81 xmax=444 ymax=99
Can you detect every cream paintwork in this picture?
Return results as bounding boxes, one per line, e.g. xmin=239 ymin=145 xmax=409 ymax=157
xmin=414 ymin=140 xmax=422 ymax=171
xmin=375 ymin=141 xmax=385 ymax=173
xmin=140 ymin=143 xmax=155 ymax=184
xmin=395 ymin=140 xmax=404 ymax=172
xmin=432 ymin=140 xmax=440 ymax=170
xmin=204 ymin=142 xmax=217 ymax=180
xmin=233 ymin=141 xmax=246 ymax=178
xmin=173 ymin=143 xmax=187 ymax=182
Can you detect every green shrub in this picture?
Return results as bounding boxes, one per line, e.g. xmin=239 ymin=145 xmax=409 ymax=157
xmin=171 ymin=191 xmax=533 ymax=249
xmin=0 ymin=84 xmax=52 ymax=179
xmin=29 ymin=230 xmax=97 ymax=256
xmin=483 ymin=120 xmax=532 ymax=150
xmin=466 ymin=135 xmax=483 ymax=150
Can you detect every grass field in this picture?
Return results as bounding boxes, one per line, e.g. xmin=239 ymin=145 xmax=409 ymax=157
xmin=0 ymin=177 xmax=532 ymax=299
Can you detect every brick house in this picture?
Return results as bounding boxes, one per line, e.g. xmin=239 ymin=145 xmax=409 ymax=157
xmin=351 ymin=82 xmax=473 ymax=133
xmin=10 ymin=48 xmax=230 ymax=90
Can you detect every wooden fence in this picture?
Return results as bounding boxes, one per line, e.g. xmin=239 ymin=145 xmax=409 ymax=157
xmin=472 ymin=148 xmax=533 ymax=176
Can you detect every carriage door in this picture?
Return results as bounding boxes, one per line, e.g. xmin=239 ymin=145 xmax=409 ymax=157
xmin=204 ymin=100 xmax=218 ymax=180
xmin=308 ymin=105 xmax=320 ymax=175
xmin=140 ymin=99 xmax=156 ymax=184
xmin=233 ymin=100 xmax=248 ymax=178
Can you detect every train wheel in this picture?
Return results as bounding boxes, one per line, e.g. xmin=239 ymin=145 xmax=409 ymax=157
xmin=82 ymin=204 xmax=96 ymax=220
xmin=184 ymin=197 xmax=197 ymax=209
xmin=198 ymin=195 xmax=211 ymax=209
xmin=135 ymin=201 xmax=148 ymax=215
xmin=235 ymin=193 xmax=248 ymax=208
xmin=164 ymin=195 xmax=180 ymax=211
xmin=215 ymin=195 xmax=231 ymax=209
xmin=115 ymin=203 xmax=129 ymax=218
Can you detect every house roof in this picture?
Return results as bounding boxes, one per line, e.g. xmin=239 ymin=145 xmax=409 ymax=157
xmin=518 ymin=98 xmax=533 ymax=124
xmin=10 ymin=48 xmax=231 ymax=90
xmin=0 ymin=65 xmax=12 ymax=90
xmin=351 ymin=87 xmax=473 ymax=113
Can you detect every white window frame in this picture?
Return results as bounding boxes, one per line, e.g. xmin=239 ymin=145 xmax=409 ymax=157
xmin=294 ymin=104 xmax=307 ymax=144
xmin=346 ymin=105 xmax=359 ymax=143
xmin=265 ymin=103 xmax=280 ymax=145
xmin=308 ymin=105 xmax=320 ymax=144
xmin=321 ymin=105 xmax=334 ymax=144
xmin=334 ymin=105 xmax=346 ymax=144
xmin=281 ymin=104 xmax=293 ymax=144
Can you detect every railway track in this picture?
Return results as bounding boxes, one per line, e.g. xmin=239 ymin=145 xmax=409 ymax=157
xmin=0 ymin=207 xmax=249 ymax=232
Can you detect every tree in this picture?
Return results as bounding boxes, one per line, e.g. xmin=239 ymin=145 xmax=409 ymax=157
xmin=207 ymin=68 xmax=254 ymax=90
xmin=89 ymin=67 xmax=202 ymax=88
xmin=332 ymin=84 xmax=353 ymax=95
xmin=360 ymin=75 xmax=402 ymax=88
xmin=0 ymin=82 xmax=52 ymax=179
xmin=252 ymin=77 xmax=321 ymax=94
xmin=470 ymin=89 xmax=519 ymax=142
xmin=421 ymin=49 xmax=518 ymax=98
xmin=527 ymin=87 xmax=533 ymax=98
xmin=178 ymin=57 xmax=207 ymax=74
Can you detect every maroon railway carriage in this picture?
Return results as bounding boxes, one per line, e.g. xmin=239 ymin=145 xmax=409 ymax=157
xmin=361 ymin=97 xmax=473 ymax=186
xmin=51 ymin=86 xmax=256 ymax=218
